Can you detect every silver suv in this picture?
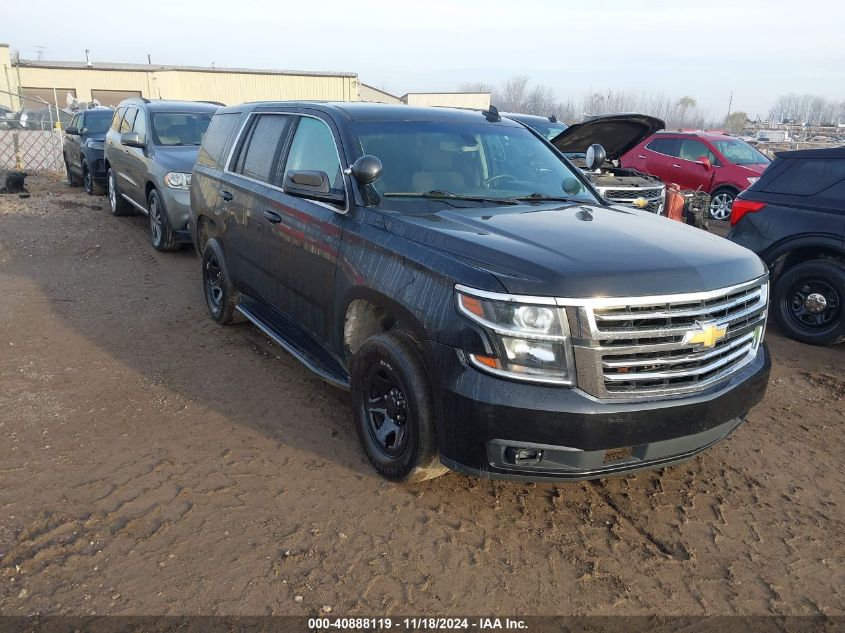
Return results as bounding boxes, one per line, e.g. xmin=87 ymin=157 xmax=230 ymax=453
xmin=104 ymin=98 xmax=220 ymax=251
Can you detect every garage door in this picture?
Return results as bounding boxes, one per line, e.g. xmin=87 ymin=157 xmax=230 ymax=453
xmin=20 ymin=87 xmax=77 ymax=108
xmin=91 ymin=90 xmax=143 ymax=107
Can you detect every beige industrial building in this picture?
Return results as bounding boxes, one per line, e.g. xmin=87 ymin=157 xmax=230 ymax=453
xmin=1 ymin=44 xmax=490 ymax=112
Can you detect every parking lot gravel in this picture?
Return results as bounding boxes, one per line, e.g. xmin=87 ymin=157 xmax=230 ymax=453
xmin=1 ymin=174 xmax=843 ymax=616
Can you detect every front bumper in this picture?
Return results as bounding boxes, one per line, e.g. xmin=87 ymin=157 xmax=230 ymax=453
xmin=159 ymin=187 xmax=193 ymax=243
xmin=429 ymin=341 xmax=770 ymax=482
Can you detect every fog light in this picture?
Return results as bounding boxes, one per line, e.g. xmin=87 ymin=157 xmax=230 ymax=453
xmin=505 ymin=447 xmax=544 ymax=465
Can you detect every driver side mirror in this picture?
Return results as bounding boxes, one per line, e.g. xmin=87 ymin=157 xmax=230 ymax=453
xmin=120 ymin=132 xmax=146 ymax=148
xmin=696 ymin=156 xmax=712 ymax=170
xmin=65 ymin=126 xmax=79 ymax=136
xmin=284 ymin=170 xmax=345 ymax=206
xmin=350 ymin=155 xmax=383 ymax=185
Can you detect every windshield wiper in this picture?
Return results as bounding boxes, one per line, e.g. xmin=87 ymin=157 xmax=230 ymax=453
xmin=513 ymin=193 xmax=582 ymax=203
xmin=382 ymin=190 xmax=519 ymax=205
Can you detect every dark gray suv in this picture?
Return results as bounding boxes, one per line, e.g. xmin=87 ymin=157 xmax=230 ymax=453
xmin=104 ymin=98 xmax=219 ymax=251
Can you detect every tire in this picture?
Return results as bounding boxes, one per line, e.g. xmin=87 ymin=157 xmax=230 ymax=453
xmin=148 ymin=189 xmax=181 ymax=252
xmin=708 ymin=187 xmax=737 ymax=221
xmin=772 ymin=259 xmax=845 ymax=346
xmin=65 ymin=157 xmax=82 ymax=187
xmin=202 ymin=238 xmax=243 ymax=325
xmin=351 ymin=332 xmax=447 ymax=483
xmin=107 ymin=168 xmax=131 ymax=216
xmin=82 ymin=161 xmax=104 ymax=195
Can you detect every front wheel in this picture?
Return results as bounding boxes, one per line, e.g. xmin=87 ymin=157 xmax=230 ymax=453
xmin=148 ymin=189 xmax=180 ymax=252
xmin=772 ymin=260 xmax=845 ymax=346
xmin=82 ymin=161 xmax=104 ymax=195
xmin=708 ymin=188 xmax=736 ymax=221
xmin=351 ymin=332 xmax=447 ymax=483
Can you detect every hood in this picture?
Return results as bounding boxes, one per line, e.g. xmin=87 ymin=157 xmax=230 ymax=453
xmin=383 ymin=202 xmax=765 ymax=297
xmin=739 ymin=163 xmax=767 ymax=175
xmin=152 ymin=145 xmax=201 ymax=172
xmin=550 ymin=114 xmax=665 ymax=160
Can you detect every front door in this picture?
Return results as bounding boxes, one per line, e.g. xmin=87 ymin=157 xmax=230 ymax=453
xmin=673 ymin=139 xmax=717 ymax=191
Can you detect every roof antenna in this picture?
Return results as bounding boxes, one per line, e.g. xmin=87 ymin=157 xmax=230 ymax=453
xmin=548 ymin=115 xmax=557 ymax=123
xmin=482 ymin=104 xmax=501 ymax=122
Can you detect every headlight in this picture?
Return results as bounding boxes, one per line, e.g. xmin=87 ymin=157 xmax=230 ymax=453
xmin=455 ymin=285 xmax=575 ymax=385
xmin=746 ymin=177 xmax=759 ymax=185
xmin=86 ymin=140 xmax=104 ymax=150
xmin=164 ymin=172 xmax=191 ymax=190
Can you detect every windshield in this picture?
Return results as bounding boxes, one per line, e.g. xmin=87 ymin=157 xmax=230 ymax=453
xmin=83 ymin=110 xmax=113 ymax=134
xmin=353 ymin=120 xmax=595 ymax=204
xmin=713 ymin=139 xmax=770 ymax=165
xmin=520 ymin=120 xmax=568 ymax=141
xmin=151 ymin=112 xmax=213 ymax=146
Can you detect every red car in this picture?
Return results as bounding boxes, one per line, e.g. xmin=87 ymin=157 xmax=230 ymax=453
xmin=621 ymin=131 xmax=771 ymax=220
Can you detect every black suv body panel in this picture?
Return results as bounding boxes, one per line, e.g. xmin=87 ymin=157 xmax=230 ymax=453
xmin=192 ymin=101 xmax=770 ymax=481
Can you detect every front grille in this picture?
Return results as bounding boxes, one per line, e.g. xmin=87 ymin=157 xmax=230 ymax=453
xmin=567 ymin=278 xmax=768 ymax=399
xmin=597 ymin=185 xmax=665 ymax=214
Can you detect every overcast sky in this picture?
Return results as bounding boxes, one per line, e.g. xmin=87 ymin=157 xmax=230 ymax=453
xmin=5 ymin=0 xmax=844 ymax=117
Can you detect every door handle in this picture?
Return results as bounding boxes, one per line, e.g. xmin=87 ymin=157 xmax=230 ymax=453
xmin=263 ymin=210 xmax=282 ymax=224
xmin=218 ymin=190 xmax=233 ymax=201
xmin=672 ymin=164 xmax=682 ymax=168
xmin=638 ymin=154 xmax=646 ymax=159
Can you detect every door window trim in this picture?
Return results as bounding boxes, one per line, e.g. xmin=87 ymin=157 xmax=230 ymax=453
xmin=224 ymin=110 xmax=350 ymax=214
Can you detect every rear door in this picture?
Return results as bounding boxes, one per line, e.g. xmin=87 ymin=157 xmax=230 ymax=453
xmin=221 ymin=112 xmax=294 ymax=301
xmin=120 ymin=107 xmax=148 ymax=207
xmin=66 ymin=114 xmax=82 ymax=173
xmin=643 ymin=137 xmax=679 ymax=183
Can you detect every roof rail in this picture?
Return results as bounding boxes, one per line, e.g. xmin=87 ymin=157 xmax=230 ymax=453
xmin=198 ymin=100 xmax=225 ymax=106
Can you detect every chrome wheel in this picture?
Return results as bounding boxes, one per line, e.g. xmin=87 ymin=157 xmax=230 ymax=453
xmin=108 ymin=172 xmax=117 ymax=212
xmin=709 ymin=191 xmax=734 ymax=221
xmin=149 ymin=194 xmax=163 ymax=246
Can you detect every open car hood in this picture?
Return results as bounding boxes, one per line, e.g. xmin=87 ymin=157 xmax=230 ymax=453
xmin=550 ymin=113 xmax=665 ymax=160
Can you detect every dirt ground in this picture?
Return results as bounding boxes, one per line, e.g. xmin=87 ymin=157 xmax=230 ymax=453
xmin=0 ymin=173 xmax=842 ymax=617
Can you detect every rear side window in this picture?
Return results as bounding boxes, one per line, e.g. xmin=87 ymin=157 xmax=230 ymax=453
xmin=111 ymin=107 xmax=126 ymax=131
xmin=678 ymin=139 xmax=718 ymax=165
xmin=197 ymin=113 xmax=243 ymax=169
xmin=120 ymin=108 xmax=137 ymax=133
xmin=761 ymin=158 xmax=845 ymax=197
xmin=646 ymin=138 xmax=679 ymax=157
xmin=284 ymin=117 xmax=343 ymax=190
xmin=232 ymin=114 xmax=291 ymax=184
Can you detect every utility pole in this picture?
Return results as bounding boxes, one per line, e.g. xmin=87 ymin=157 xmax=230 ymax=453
xmin=84 ymin=49 xmax=92 ymax=67
xmin=725 ymin=91 xmax=733 ymax=124
xmin=147 ymin=54 xmax=152 ymax=65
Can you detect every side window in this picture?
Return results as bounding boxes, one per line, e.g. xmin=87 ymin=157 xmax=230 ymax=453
xmin=646 ymin=138 xmax=678 ymax=157
xmin=120 ymin=108 xmax=137 ymax=133
xmin=678 ymin=139 xmax=713 ymax=162
xmin=197 ymin=112 xmax=242 ymax=169
xmin=131 ymin=109 xmax=147 ymax=137
xmin=232 ymin=114 xmax=291 ymax=184
xmin=284 ymin=117 xmax=343 ymax=190
xmin=70 ymin=114 xmax=80 ymax=131
xmin=111 ymin=107 xmax=126 ymax=131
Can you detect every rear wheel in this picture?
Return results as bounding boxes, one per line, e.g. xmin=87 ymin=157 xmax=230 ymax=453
xmin=351 ymin=332 xmax=447 ymax=483
xmin=148 ymin=189 xmax=180 ymax=252
xmin=708 ymin=188 xmax=736 ymax=221
xmin=772 ymin=260 xmax=845 ymax=346
xmin=82 ymin=161 xmax=103 ymax=195
xmin=202 ymin=238 xmax=243 ymax=325
xmin=107 ymin=168 xmax=130 ymax=216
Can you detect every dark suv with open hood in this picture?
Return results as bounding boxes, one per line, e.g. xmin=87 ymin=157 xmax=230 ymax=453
xmin=190 ymin=102 xmax=770 ymax=483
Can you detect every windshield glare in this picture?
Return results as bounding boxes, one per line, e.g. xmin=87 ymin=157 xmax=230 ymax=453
xmin=83 ymin=111 xmax=113 ymax=134
xmin=152 ymin=112 xmax=213 ymax=146
xmin=713 ymin=139 xmax=770 ymax=165
xmin=354 ymin=120 xmax=595 ymax=203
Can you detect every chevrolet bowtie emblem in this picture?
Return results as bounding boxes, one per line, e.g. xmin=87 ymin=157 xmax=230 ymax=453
xmin=632 ymin=197 xmax=649 ymax=209
xmin=683 ymin=320 xmax=727 ymax=348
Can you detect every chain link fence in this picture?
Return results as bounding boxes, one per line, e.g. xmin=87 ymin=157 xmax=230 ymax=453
xmin=1 ymin=88 xmax=76 ymax=172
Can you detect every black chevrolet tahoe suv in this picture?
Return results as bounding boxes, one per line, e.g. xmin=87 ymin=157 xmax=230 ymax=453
xmin=728 ymin=146 xmax=844 ymax=346
xmin=190 ymin=102 xmax=771 ymax=483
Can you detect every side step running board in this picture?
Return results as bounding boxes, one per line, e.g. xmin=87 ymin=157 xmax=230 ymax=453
xmin=236 ymin=301 xmax=350 ymax=390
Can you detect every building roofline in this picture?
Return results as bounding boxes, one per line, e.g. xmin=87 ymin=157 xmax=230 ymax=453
xmin=12 ymin=58 xmax=358 ymax=79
